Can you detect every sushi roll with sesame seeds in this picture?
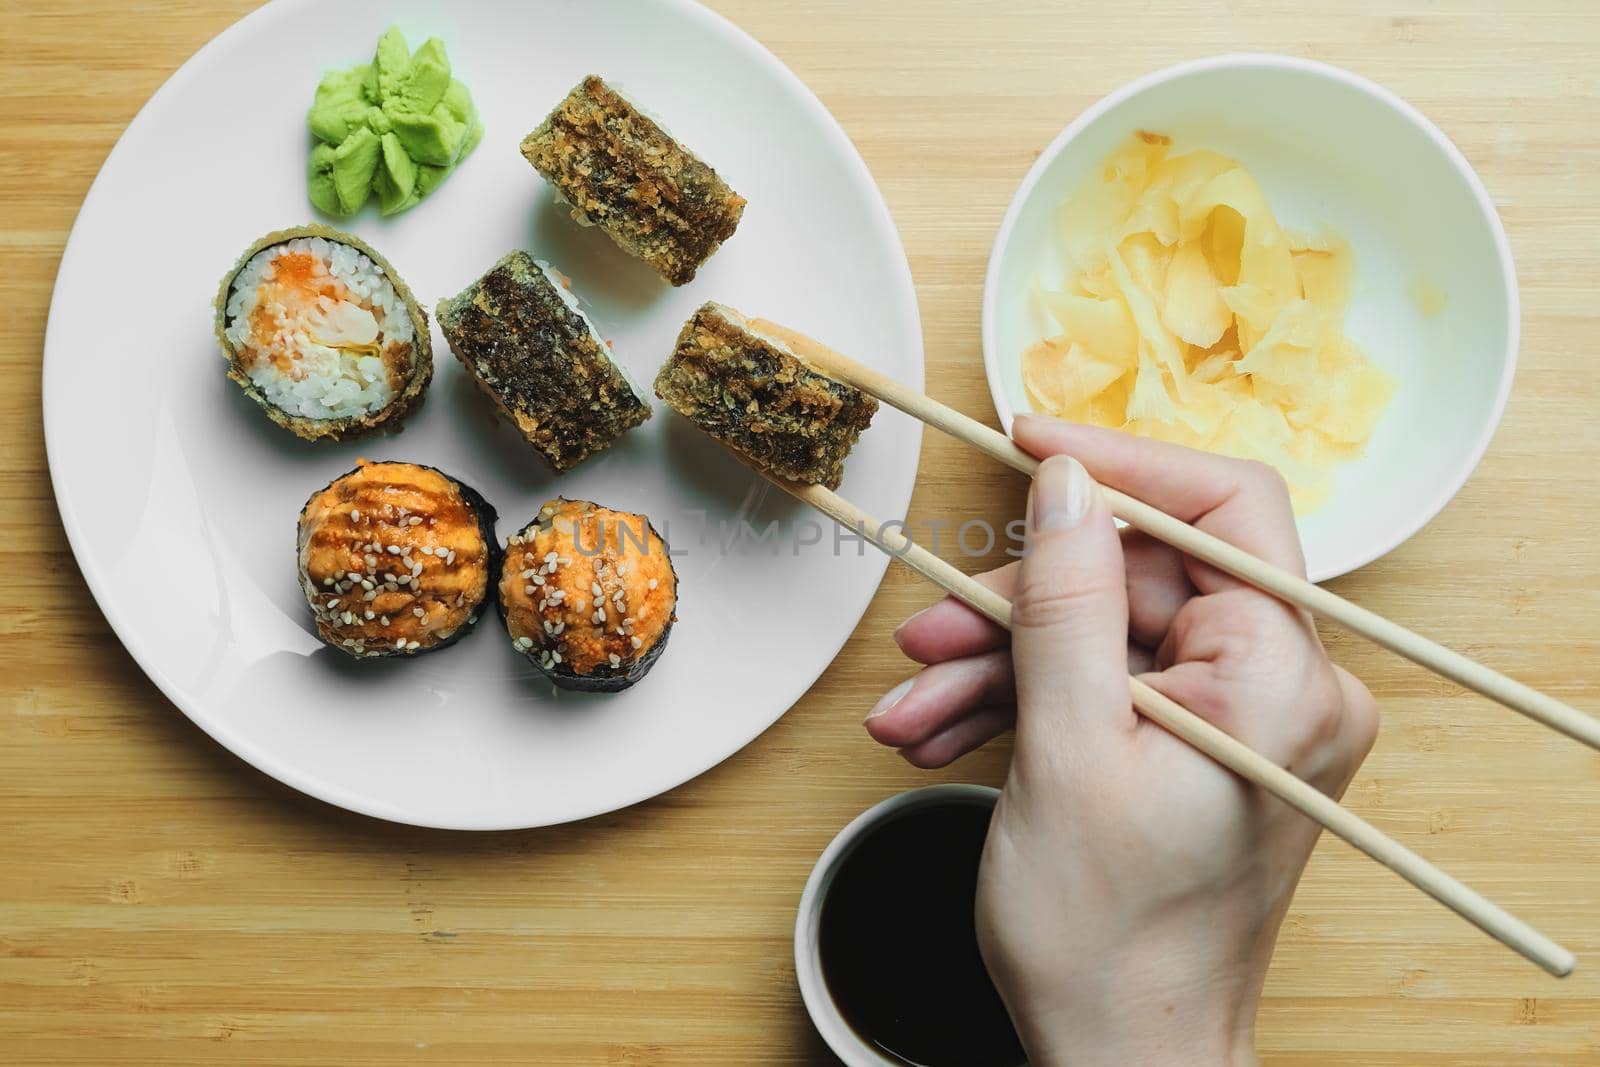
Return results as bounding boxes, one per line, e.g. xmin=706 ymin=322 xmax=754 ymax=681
xmin=298 ymin=460 xmax=497 ymax=659
xmin=499 ymin=498 xmax=678 ymax=692
xmin=216 ymin=225 xmax=431 ymax=441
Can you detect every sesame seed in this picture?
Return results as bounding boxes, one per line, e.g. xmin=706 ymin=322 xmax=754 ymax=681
xmin=608 ymin=653 xmax=622 ymax=667
xmin=409 ymin=640 xmax=422 ymax=651
xmin=447 ymin=551 xmax=456 ymax=565
xmin=631 ymin=636 xmax=643 ymax=650
xmin=396 ymin=639 xmax=407 ymax=650
xmin=468 ymin=615 xmax=478 ymax=625
xmin=413 ymin=607 xmax=425 ymax=618
xmin=591 ymin=582 xmax=604 ymax=597
xmin=520 ymin=569 xmax=536 ymax=579
xmin=525 ymin=585 xmax=538 ymax=597
xmin=365 ymin=611 xmax=375 ymax=620
xmin=540 ymin=652 xmax=554 ymax=669
xmin=552 ymin=621 xmax=565 ymax=635
xmin=545 ymin=552 xmax=559 ymax=564
xmin=342 ymin=611 xmax=355 ymax=625
xmin=408 ymin=516 xmax=422 ymax=526
xmin=648 ymin=578 xmax=659 ymax=590
xmin=612 ymin=590 xmax=624 ymax=605
xmin=558 ymin=557 xmax=572 ymax=566
xmin=351 ymin=509 xmax=361 ymax=522
xmin=361 ymin=579 xmax=374 ymax=591
xmin=544 ymin=620 xmax=555 ymax=634
xmin=551 ymin=651 xmax=562 ymax=664
xmin=347 ymin=571 xmax=362 ymax=582
xmin=411 ymin=562 xmax=424 ymax=576
xmin=363 ymin=590 xmax=378 ymax=602
xmin=421 ymin=546 xmax=435 ymax=556
xmin=322 ymin=577 xmax=334 ymax=587
xmin=592 ymin=610 xmax=605 ymax=625
xmin=386 ymin=545 xmax=401 ymax=555
xmin=616 ymin=564 xmax=627 ymax=577
xmin=549 ymin=589 xmax=566 ymax=602
xmin=380 ymin=615 xmax=391 ymax=626
xmin=531 ymin=574 xmax=546 ymax=586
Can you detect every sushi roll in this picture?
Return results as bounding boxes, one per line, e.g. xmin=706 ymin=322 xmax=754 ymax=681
xmin=216 ymin=225 xmax=431 ymax=441
xmin=499 ymin=498 xmax=678 ymax=692
xmin=654 ymin=303 xmax=878 ymax=489
xmin=438 ymin=251 xmax=651 ymax=472
xmin=298 ymin=460 xmax=497 ymax=659
xmin=520 ymin=76 xmax=745 ymax=286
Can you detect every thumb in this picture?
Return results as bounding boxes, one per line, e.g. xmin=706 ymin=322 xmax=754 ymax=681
xmin=1012 ymin=455 xmax=1132 ymax=748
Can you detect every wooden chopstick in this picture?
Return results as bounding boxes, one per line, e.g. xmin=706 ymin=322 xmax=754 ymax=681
xmin=764 ymin=473 xmax=1575 ymax=977
xmin=751 ymin=320 xmax=1600 ymax=753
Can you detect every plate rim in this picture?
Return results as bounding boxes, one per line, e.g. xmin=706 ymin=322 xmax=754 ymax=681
xmin=41 ymin=0 xmax=925 ymax=830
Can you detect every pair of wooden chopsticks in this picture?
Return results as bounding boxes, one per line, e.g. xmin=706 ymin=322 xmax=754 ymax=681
xmin=747 ymin=320 xmax=1584 ymax=978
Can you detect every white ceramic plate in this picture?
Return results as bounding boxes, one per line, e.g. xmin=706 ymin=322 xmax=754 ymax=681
xmin=983 ymin=55 xmax=1517 ymax=581
xmin=43 ymin=0 xmax=923 ymax=829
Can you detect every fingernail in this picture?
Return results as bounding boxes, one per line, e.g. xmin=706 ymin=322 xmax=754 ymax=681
xmin=892 ymin=607 xmax=930 ymax=648
xmin=865 ymin=678 xmax=915 ymax=721
xmin=1033 ymin=456 xmax=1093 ymax=530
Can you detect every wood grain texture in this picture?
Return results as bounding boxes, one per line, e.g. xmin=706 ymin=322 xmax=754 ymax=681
xmin=3 ymin=1 xmax=1598 ymax=1064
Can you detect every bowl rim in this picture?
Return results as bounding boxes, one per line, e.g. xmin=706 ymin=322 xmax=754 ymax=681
xmin=793 ymin=783 xmax=1003 ymax=1067
xmin=979 ymin=52 xmax=1520 ymax=582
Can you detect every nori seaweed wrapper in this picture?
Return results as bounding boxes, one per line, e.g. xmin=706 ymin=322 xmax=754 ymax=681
xmin=437 ymin=251 xmax=652 ymax=473
xmin=520 ymin=76 xmax=745 ymax=286
xmin=654 ymin=303 xmax=878 ymax=489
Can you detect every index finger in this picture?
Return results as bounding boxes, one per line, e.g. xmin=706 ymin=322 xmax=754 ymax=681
xmin=1010 ymin=415 xmax=1306 ymax=585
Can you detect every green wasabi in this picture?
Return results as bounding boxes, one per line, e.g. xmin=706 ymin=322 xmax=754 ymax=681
xmin=307 ymin=27 xmax=483 ymax=217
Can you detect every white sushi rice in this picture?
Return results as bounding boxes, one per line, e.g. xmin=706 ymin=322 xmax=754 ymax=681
xmin=224 ymin=236 xmax=416 ymax=422
xmin=535 ymin=259 xmax=651 ymax=406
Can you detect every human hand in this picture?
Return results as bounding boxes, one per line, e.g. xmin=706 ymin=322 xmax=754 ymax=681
xmin=863 ymin=416 xmax=1379 ymax=1066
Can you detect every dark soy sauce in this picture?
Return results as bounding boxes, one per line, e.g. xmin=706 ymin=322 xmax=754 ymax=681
xmin=818 ymin=801 xmax=1027 ymax=1067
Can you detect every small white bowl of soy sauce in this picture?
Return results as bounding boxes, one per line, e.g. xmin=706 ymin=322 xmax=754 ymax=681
xmin=795 ymin=784 xmax=1027 ymax=1067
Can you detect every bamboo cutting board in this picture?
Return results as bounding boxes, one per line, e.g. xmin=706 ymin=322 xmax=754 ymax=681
xmin=2 ymin=1 xmax=1597 ymax=1063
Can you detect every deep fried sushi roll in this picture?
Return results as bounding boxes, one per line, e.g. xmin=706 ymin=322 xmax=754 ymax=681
xmin=499 ymin=498 xmax=678 ymax=692
xmin=438 ymin=251 xmax=652 ymax=473
xmin=217 ymin=225 xmax=431 ymax=441
xmin=654 ymin=303 xmax=878 ymax=489
xmin=520 ymin=76 xmax=745 ymax=286
xmin=298 ymin=460 xmax=497 ymax=658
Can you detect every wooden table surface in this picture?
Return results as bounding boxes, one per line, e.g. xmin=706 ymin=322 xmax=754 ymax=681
xmin=5 ymin=1 xmax=1599 ymax=1063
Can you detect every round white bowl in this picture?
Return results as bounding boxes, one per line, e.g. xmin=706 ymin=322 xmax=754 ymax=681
xmin=982 ymin=54 xmax=1518 ymax=581
xmin=794 ymin=784 xmax=1005 ymax=1067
